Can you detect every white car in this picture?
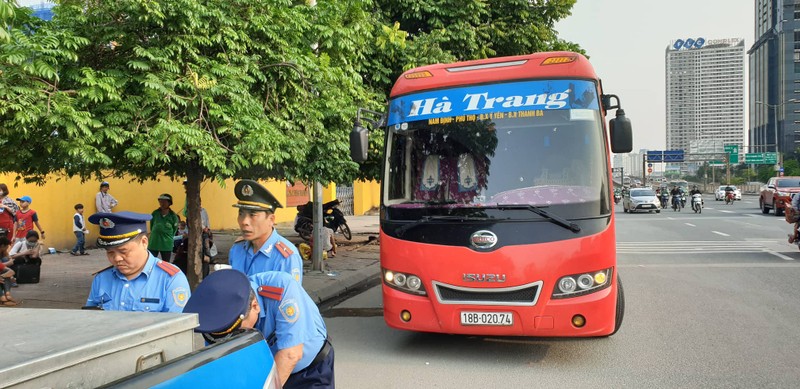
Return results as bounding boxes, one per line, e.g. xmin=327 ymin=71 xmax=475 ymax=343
xmin=623 ymin=188 xmax=661 ymax=213
xmin=715 ymin=185 xmax=742 ymax=201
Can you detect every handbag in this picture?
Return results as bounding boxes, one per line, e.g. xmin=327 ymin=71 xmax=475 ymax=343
xmin=786 ymin=207 xmax=800 ymax=224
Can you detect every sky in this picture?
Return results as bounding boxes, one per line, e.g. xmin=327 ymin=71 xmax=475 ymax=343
xmin=555 ymin=0 xmax=754 ymax=152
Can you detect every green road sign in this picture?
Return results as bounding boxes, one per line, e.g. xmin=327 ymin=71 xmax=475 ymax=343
xmin=745 ymin=152 xmax=778 ymax=164
xmin=724 ymin=144 xmax=739 ymax=163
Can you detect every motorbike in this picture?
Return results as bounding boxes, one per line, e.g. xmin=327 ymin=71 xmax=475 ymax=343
xmin=724 ymin=191 xmax=734 ymax=205
xmin=660 ymin=193 xmax=669 ymax=209
xmin=294 ymin=200 xmax=352 ymax=242
xmin=680 ymin=192 xmax=687 ymax=208
xmin=691 ymin=193 xmax=703 ymax=214
xmin=672 ymin=194 xmax=682 ymax=212
xmin=614 ymin=193 xmax=621 ymax=204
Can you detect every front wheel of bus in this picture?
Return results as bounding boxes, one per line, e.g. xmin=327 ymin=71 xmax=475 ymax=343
xmin=609 ymin=276 xmax=625 ymax=336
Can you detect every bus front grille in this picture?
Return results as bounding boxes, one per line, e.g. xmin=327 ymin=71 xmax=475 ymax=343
xmin=431 ymin=281 xmax=543 ymax=306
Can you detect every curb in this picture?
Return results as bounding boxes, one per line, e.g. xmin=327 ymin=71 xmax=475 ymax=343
xmin=306 ymin=262 xmax=381 ymax=304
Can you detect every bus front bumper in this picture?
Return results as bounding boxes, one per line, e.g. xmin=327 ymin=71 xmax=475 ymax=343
xmin=382 ymin=282 xmax=618 ymax=337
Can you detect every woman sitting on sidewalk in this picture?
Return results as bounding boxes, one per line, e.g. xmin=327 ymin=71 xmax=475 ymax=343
xmin=0 ymin=236 xmax=19 ymax=306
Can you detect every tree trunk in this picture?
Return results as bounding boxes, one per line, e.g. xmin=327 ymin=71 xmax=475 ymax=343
xmin=185 ymin=168 xmax=204 ymax=289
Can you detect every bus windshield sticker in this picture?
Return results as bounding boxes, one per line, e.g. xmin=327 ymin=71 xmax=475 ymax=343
xmin=388 ymin=79 xmax=598 ymax=126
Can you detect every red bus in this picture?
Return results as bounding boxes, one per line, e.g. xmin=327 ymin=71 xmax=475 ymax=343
xmin=351 ymin=52 xmax=632 ymax=337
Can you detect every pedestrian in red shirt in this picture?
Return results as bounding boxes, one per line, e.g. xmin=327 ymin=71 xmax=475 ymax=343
xmin=0 ymin=184 xmax=18 ymax=242
xmin=14 ymin=196 xmax=44 ymax=243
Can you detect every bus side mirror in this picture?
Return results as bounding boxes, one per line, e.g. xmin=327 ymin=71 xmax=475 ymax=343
xmin=350 ymin=122 xmax=369 ymax=163
xmin=610 ymin=109 xmax=632 ymax=153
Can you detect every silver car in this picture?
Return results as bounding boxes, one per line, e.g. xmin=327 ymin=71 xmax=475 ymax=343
xmin=623 ymin=188 xmax=661 ymax=213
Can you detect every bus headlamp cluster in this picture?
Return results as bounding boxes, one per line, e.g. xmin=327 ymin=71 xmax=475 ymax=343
xmin=552 ymin=268 xmax=612 ymax=299
xmin=383 ymin=269 xmax=426 ymax=296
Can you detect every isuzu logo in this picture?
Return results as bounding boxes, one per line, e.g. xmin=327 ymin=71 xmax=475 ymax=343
xmin=463 ymin=273 xmax=507 ymax=283
xmin=470 ymin=230 xmax=497 ymax=249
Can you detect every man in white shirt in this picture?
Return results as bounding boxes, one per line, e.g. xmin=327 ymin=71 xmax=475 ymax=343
xmin=95 ymin=182 xmax=118 ymax=213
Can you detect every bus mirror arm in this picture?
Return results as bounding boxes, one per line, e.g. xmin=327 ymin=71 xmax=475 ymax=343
xmin=350 ymin=108 xmax=386 ymax=163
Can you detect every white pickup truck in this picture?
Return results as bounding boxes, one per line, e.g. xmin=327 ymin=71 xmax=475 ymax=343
xmin=0 ymin=309 xmax=280 ymax=388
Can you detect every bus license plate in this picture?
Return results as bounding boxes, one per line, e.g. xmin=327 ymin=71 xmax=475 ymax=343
xmin=460 ymin=311 xmax=513 ymax=326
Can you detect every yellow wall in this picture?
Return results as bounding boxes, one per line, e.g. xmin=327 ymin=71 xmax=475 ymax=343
xmin=353 ymin=180 xmax=380 ymax=215
xmin=0 ymin=174 xmax=380 ymax=249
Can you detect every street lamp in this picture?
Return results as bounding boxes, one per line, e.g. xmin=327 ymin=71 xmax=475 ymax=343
xmin=754 ymin=99 xmax=798 ymax=166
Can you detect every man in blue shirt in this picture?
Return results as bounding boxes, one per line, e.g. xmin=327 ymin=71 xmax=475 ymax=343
xmin=85 ymin=211 xmax=190 ymax=312
xmin=184 ymin=269 xmax=333 ymax=388
xmin=229 ymin=180 xmax=303 ymax=283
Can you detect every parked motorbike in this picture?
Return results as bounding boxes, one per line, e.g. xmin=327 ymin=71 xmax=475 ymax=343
xmin=672 ymin=194 xmax=682 ymax=212
xmin=294 ymin=200 xmax=352 ymax=242
xmin=691 ymin=193 xmax=702 ymax=214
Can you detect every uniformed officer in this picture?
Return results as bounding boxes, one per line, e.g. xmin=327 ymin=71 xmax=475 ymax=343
xmin=85 ymin=211 xmax=190 ymax=312
xmin=183 ymin=269 xmax=333 ymax=388
xmin=229 ymin=179 xmax=303 ymax=283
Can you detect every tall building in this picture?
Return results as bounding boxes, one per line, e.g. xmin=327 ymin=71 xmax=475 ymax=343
xmin=749 ymin=0 xmax=800 ymax=157
xmin=665 ymin=38 xmax=746 ymax=160
xmin=19 ymin=1 xmax=54 ymax=21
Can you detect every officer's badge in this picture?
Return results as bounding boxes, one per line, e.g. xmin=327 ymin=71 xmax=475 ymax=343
xmin=99 ymin=218 xmax=115 ymax=228
xmin=292 ymin=268 xmax=301 ymax=282
xmin=173 ymin=287 xmax=189 ymax=307
xmin=242 ymin=184 xmax=254 ymax=197
xmin=280 ymin=299 xmax=300 ymax=323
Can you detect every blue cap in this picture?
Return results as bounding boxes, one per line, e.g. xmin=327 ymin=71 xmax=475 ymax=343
xmin=233 ymin=179 xmax=283 ymax=212
xmin=16 ymin=196 xmax=32 ymax=203
xmin=88 ymin=211 xmax=152 ymax=248
xmin=183 ymin=270 xmax=252 ymax=336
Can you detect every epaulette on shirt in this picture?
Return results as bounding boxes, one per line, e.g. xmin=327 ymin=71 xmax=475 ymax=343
xmin=156 ymin=261 xmax=180 ymax=277
xmin=274 ymin=241 xmax=294 ymax=258
xmin=93 ymin=265 xmax=113 ymax=276
xmin=257 ymin=285 xmax=284 ymax=301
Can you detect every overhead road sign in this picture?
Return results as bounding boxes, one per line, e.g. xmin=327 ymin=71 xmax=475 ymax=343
xmin=646 ymin=150 xmax=684 ymax=162
xmin=724 ymin=144 xmax=739 ymax=163
xmin=744 ymin=152 xmax=778 ymax=164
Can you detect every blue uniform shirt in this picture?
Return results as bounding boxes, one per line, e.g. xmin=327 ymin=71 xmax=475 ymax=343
xmin=86 ymin=253 xmax=190 ymax=312
xmin=230 ymin=230 xmax=303 ymax=283
xmin=249 ymin=272 xmax=326 ymax=373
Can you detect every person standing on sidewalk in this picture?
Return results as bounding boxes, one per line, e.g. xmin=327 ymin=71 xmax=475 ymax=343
xmin=14 ymin=196 xmax=44 ymax=243
xmin=85 ymin=211 xmax=189 ymax=312
xmin=95 ymin=181 xmax=118 ymax=213
xmin=183 ymin=270 xmax=333 ymax=388
xmin=148 ymin=194 xmax=179 ymax=262
xmin=0 ymin=183 xmax=19 ymax=241
xmin=71 ymin=204 xmax=90 ymax=256
xmin=229 ymin=180 xmax=303 ymax=283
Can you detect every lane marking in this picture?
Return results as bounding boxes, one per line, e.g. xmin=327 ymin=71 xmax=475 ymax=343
xmin=766 ymin=250 xmax=795 ymax=261
xmin=685 ymin=223 xmax=696 ymax=227
xmin=619 ymin=263 xmax=800 ymax=268
xmin=718 ymin=210 xmax=734 ymax=213
xmin=712 ymin=231 xmax=730 ymax=236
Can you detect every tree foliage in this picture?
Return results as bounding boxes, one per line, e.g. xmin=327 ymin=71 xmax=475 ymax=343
xmin=0 ymin=0 xmax=581 ymax=285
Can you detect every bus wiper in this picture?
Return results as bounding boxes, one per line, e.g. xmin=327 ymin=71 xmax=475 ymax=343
xmin=395 ymin=215 xmax=497 ymax=237
xmin=494 ymin=204 xmax=581 ymax=233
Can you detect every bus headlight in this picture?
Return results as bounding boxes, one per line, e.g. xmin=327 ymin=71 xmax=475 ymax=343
xmin=552 ymin=268 xmax=613 ymax=299
xmin=383 ymin=268 xmax=427 ymax=296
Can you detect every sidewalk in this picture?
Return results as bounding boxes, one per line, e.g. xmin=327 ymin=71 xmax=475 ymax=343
xmin=5 ymin=215 xmax=381 ymax=309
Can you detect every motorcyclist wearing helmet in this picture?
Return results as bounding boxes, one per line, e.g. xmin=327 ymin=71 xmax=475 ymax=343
xmin=689 ymin=185 xmax=703 ymax=206
xmin=724 ymin=185 xmax=735 ymax=202
xmin=790 ymin=193 xmax=800 ymax=243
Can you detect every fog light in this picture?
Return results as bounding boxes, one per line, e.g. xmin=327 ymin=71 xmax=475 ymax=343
xmin=577 ymin=274 xmax=594 ymax=290
xmin=401 ymin=310 xmax=412 ymax=322
xmin=407 ymin=276 xmax=422 ymax=291
xmin=559 ymin=277 xmax=576 ymax=293
xmin=394 ymin=273 xmax=407 ymax=287
xmin=594 ymin=272 xmax=607 ymax=285
xmin=572 ymin=314 xmax=586 ymax=328
xmin=384 ymin=271 xmax=394 ymax=283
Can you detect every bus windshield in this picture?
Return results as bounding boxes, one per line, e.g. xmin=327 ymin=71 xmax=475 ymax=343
xmin=383 ymin=79 xmax=610 ymax=219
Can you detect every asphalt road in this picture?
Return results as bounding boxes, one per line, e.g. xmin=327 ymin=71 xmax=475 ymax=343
xmin=323 ymin=195 xmax=800 ymax=388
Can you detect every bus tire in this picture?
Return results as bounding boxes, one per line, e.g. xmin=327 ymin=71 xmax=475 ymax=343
xmin=608 ymin=275 xmax=625 ymax=336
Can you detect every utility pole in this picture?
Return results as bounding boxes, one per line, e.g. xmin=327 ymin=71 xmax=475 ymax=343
xmin=726 ymin=154 xmax=730 ymax=184
xmin=642 ymin=154 xmax=646 ymax=187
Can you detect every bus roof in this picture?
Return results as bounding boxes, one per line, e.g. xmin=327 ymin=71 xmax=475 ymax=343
xmin=391 ymin=52 xmax=598 ymax=97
